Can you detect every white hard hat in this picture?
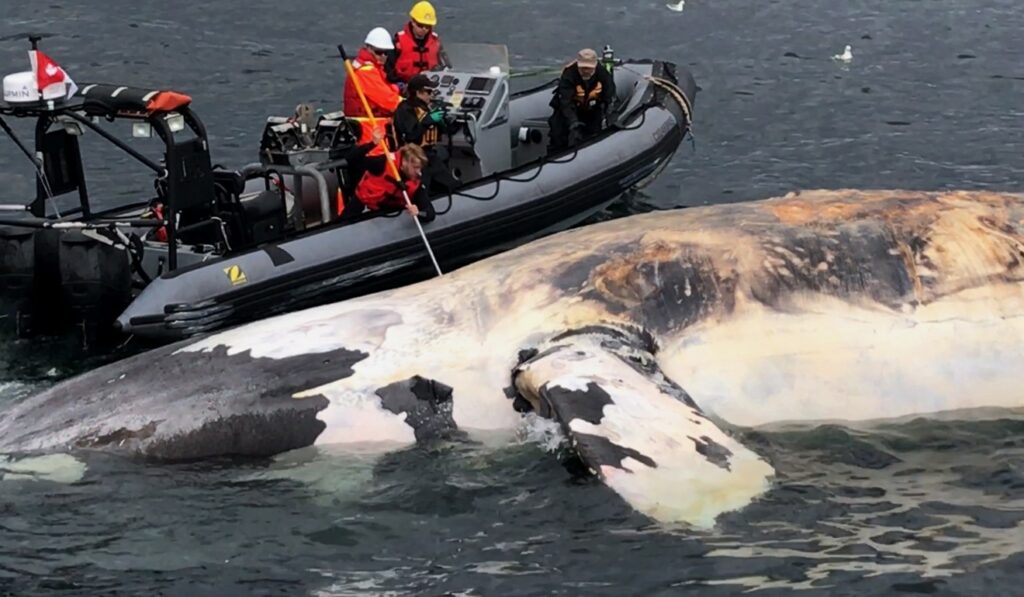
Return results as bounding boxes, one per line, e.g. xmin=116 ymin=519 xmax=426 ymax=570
xmin=364 ymin=27 xmax=394 ymax=51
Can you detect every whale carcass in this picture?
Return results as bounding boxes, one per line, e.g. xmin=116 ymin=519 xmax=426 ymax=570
xmin=2 ymin=189 xmax=1023 ymax=527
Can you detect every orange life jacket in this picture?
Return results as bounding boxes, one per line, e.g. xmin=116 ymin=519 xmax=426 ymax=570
xmin=350 ymin=116 xmax=397 ymax=156
xmin=343 ymin=48 xmax=402 ymax=117
xmin=148 ymin=203 xmax=168 ymax=242
xmin=355 ymin=151 xmax=421 ymax=211
xmin=574 ymin=81 xmax=604 ymax=110
xmin=392 ymin=24 xmax=442 ymax=83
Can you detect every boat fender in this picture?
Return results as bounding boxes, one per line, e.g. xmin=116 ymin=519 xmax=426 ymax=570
xmin=517 ymin=126 xmax=543 ymax=145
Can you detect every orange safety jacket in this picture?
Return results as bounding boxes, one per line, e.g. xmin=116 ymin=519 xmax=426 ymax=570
xmin=344 ymin=48 xmax=402 ymax=117
xmin=145 ymin=202 xmax=168 ymax=242
xmin=392 ymin=24 xmax=443 ymax=83
xmin=349 ymin=116 xmax=398 ymax=157
xmin=574 ymin=81 xmax=605 ymax=109
xmin=355 ymin=151 xmax=421 ymax=211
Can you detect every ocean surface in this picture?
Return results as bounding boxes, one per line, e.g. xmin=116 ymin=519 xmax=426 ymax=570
xmin=2 ymin=0 xmax=1024 ymax=594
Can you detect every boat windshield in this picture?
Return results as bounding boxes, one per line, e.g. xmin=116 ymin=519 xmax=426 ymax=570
xmin=443 ymin=43 xmax=510 ymax=75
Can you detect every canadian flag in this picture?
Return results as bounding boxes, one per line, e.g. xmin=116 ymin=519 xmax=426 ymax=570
xmin=28 ymin=49 xmax=78 ymax=99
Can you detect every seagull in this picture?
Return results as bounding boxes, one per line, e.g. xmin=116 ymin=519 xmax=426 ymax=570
xmin=666 ymin=0 xmax=685 ymax=12
xmin=832 ymin=44 xmax=853 ymax=62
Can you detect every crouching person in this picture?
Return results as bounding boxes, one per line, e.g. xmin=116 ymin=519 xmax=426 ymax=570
xmin=354 ymin=143 xmax=436 ymax=222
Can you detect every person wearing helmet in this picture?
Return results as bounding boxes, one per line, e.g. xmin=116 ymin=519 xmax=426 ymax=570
xmin=547 ymin=48 xmax=617 ymax=152
xmin=344 ymin=27 xmax=403 ymax=118
xmin=387 ymin=1 xmax=451 ymax=84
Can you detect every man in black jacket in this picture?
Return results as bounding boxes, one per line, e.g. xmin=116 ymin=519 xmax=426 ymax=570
xmin=394 ymin=73 xmax=444 ymax=146
xmin=547 ymin=48 xmax=617 ymax=152
xmin=393 ymin=73 xmax=459 ymax=193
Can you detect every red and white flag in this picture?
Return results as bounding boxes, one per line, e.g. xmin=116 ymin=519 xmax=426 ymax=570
xmin=28 ymin=49 xmax=78 ymax=99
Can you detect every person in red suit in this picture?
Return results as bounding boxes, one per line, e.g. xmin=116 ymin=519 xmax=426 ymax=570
xmin=344 ymin=27 xmax=402 ymax=118
xmin=387 ymin=1 xmax=450 ymax=84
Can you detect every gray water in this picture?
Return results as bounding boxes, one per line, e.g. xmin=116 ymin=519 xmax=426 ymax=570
xmin=2 ymin=0 xmax=1024 ymax=594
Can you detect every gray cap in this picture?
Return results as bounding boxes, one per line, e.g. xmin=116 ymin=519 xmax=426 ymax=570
xmin=576 ymin=48 xmax=598 ymax=67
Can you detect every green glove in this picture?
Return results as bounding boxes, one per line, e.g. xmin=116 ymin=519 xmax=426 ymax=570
xmin=427 ymin=109 xmax=445 ymax=124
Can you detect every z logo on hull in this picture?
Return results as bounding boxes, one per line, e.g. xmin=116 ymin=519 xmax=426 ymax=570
xmin=224 ymin=265 xmax=248 ymax=286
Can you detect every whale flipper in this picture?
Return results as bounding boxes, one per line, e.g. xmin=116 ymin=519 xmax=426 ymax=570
xmin=513 ymin=328 xmax=774 ymax=528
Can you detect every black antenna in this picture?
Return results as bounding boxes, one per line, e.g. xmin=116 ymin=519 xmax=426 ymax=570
xmin=0 ymin=32 xmax=53 ymax=45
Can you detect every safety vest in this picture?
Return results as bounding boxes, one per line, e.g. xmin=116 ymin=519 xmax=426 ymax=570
xmin=412 ymin=105 xmax=440 ymax=146
xmin=355 ymin=151 xmax=421 ymax=211
xmin=343 ymin=49 xmax=402 ymax=117
xmin=144 ymin=202 xmax=168 ymax=242
xmin=393 ymin=25 xmax=442 ymax=83
xmin=350 ymin=116 xmax=397 ymax=156
xmin=574 ymin=81 xmax=604 ymax=111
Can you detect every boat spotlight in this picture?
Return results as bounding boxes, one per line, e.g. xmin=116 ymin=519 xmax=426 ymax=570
xmin=132 ymin=121 xmax=152 ymax=138
xmin=165 ymin=112 xmax=185 ymax=133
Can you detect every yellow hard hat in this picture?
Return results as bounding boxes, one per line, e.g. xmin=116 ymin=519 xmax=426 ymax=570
xmin=410 ymin=1 xmax=437 ymax=26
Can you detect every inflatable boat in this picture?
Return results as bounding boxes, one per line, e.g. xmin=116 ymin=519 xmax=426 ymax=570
xmin=0 ymin=41 xmax=695 ymax=345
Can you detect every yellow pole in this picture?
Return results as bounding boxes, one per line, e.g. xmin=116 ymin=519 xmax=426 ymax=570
xmin=339 ymin=44 xmax=444 ymax=277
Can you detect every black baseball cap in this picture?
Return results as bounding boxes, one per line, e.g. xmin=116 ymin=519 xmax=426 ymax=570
xmin=407 ymin=74 xmax=438 ymax=93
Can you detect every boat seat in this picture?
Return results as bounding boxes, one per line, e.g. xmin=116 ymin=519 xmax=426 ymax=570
xmin=186 ymin=169 xmax=248 ymax=249
xmin=240 ymin=189 xmax=281 ymax=218
xmin=212 ymin=169 xmax=247 ymax=197
xmin=239 ymin=189 xmax=288 ymax=245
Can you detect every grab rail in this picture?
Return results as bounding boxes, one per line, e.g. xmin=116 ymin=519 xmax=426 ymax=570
xmin=241 ymin=161 xmax=335 ymax=225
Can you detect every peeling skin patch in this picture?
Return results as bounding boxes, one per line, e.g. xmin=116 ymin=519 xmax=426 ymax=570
xmin=572 ymin=432 xmax=657 ymax=471
xmin=750 ymin=226 xmax=918 ymax=312
xmin=583 ymin=244 xmax=737 ymax=335
xmin=542 ymin=381 xmax=615 ymax=425
xmin=689 ymin=435 xmax=734 ymax=471
xmin=374 ymin=376 xmax=457 ymax=442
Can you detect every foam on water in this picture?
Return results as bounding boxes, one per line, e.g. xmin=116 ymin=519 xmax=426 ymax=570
xmin=0 ymin=454 xmax=87 ymax=484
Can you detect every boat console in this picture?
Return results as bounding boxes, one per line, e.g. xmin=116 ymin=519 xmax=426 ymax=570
xmin=426 ymin=67 xmax=512 ymax=181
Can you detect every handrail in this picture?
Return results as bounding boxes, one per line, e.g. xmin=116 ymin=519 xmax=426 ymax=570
xmin=240 ymin=162 xmax=333 ymax=225
xmin=64 ymin=111 xmax=166 ymax=175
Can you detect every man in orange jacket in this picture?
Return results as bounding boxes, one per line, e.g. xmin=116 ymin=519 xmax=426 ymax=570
xmin=352 ymin=143 xmax=435 ymax=222
xmin=387 ymin=1 xmax=450 ymax=84
xmin=344 ymin=27 xmax=403 ymax=117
